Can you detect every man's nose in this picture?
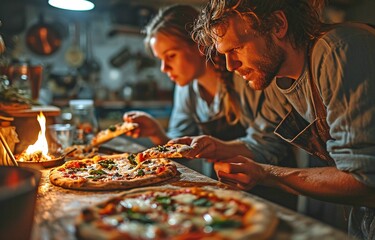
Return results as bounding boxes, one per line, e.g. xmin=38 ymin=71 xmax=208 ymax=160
xmin=225 ymin=55 xmax=241 ymax=72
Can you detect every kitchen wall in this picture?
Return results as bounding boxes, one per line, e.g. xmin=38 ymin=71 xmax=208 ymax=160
xmin=2 ymin=2 xmax=174 ymax=103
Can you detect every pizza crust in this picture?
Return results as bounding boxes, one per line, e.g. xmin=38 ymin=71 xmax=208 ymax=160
xmin=75 ymin=186 xmax=278 ymax=240
xmin=90 ymin=122 xmax=138 ymax=147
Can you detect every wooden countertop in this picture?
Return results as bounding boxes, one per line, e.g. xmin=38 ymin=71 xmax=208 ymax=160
xmin=30 ymin=138 xmax=351 ymax=240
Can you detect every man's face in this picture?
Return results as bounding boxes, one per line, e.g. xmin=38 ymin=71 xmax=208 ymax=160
xmin=214 ymin=14 xmax=285 ymax=90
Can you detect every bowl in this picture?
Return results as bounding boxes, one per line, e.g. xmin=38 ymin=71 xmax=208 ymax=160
xmin=0 ymin=166 xmax=41 ymax=240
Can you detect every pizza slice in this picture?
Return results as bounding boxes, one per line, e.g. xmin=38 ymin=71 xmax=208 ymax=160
xmin=90 ymin=122 xmax=138 ymax=147
xmin=136 ymin=143 xmax=193 ymax=162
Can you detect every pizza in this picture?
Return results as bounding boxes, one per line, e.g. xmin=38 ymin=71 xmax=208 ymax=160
xmin=49 ymin=153 xmax=178 ymax=191
xmin=90 ymin=122 xmax=138 ymax=147
xmin=138 ymin=143 xmax=193 ymax=162
xmin=75 ymin=186 xmax=278 ymax=240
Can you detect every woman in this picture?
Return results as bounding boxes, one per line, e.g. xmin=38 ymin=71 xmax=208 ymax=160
xmin=124 ymin=5 xmax=246 ymax=147
xmin=123 ymin=4 xmax=297 ymax=209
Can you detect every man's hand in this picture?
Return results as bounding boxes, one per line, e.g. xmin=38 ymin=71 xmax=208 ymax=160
xmin=170 ymin=135 xmax=255 ymax=160
xmin=214 ymin=156 xmax=266 ymax=191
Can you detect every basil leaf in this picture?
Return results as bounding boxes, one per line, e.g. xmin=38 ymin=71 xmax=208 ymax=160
xmin=128 ymin=154 xmax=137 ymax=165
xmin=108 ymin=125 xmax=116 ymax=131
xmin=126 ymin=210 xmax=154 ymax=224
xmin=209 ymin=219 xmax=242 ymax=230
xmin=89 ymin=169 xmax=107 ymax=175
xmin=192 ymin=198 xmax=212 ymax=207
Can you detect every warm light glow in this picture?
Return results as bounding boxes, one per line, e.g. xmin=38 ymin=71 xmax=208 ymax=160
xmin=48 ymin=0 xmax=95 ymax=11
xmin=25 ymin=112 xmax=50 ymax=159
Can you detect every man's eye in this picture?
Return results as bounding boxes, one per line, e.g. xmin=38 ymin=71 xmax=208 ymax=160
xmin=232 ymin=47 xmax=242 ymax=52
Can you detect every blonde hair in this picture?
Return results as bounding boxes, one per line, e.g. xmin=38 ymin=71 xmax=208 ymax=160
xmin=144 ymin=4 xmax=242 ymax=124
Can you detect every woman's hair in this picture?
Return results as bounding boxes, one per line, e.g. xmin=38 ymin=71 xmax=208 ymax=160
xmin=144 ymin=4 xmax=242 ymax=124
xmin=192 ymin=0 xmax=327 ymax=59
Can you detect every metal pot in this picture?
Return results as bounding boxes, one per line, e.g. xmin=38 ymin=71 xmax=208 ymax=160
xmin=0 ymin=166 xmax=41 ymax=240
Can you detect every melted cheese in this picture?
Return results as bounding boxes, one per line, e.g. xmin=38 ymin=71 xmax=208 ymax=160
xmin=171 ymin=193 xmax=198 ymax=204
xmin=119 ymin=198 xmax=153 ymax=212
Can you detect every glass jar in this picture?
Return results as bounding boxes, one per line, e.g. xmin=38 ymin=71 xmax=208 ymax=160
xmin=69 ymin=99 xmax=98 ymax=144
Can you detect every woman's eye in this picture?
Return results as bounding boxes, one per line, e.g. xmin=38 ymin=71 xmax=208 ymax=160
xmin=166 ymin=53 xmax=176 ymax=60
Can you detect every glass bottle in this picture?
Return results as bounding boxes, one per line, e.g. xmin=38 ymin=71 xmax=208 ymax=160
xmin=69 ymin=99 xmax=98 ymax=144
xmin=11 ymin=63 xmax=32 ymax=98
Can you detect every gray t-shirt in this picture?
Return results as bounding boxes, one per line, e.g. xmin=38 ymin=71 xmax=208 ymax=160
xmin=167 ymin=75 xmax=293 ymax=165
xmin=275 ymin=23 xmax=375 ymax=188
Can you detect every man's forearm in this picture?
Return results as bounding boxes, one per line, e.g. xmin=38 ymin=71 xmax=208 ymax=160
xmin=261 ymin=165 xmax=375 ymax=207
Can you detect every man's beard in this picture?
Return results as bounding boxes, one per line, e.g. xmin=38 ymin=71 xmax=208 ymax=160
xmin=247 ymin=35 xmax=285 ymax=90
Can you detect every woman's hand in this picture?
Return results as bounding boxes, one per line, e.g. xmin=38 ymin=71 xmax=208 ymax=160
xmin=169 ymin=135 xmax=220 ymax=159
xmin=123 ymin=111 xmax=169 ymax=145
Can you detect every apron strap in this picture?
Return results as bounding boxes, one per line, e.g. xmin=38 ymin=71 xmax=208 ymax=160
xmin=307 ymin=46 xmax=327 ymax=120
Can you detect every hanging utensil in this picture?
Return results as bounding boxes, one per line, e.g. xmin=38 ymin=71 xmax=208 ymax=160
xmin=78 ymin=22 xmax=100 ymax=83
xmin=25 ymin=14 xmax=62 ymax=56
xmin=65 ymin=22 xmax=85 ymax=68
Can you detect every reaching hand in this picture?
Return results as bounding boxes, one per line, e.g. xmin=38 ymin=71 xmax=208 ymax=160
xmin=169 ymin=135 xmax=222 ymax=159
xmin=123 ymin=111 xmax=169 ymax=144
xmin=214 ymin=156 xmax=266 ymax=191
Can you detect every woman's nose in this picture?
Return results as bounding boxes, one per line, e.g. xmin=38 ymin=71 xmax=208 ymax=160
xmin=160 ymin=61 xmax=169 ymax=73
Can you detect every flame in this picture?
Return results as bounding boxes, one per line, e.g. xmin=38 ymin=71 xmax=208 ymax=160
xmin=25 ymin=112 xmax=51 ymax=159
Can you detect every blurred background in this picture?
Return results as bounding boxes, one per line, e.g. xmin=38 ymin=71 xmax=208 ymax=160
xmin=1 ymin=0 xmax=374 ymax=130
xmin=1 ymin=0 xmax=375 ymax=232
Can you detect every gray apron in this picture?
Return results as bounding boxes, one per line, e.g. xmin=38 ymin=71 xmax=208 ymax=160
xmin=274 ymin=62 xmax=375 ymax=239
xmin=197 ymin=111 xmax=298 ymax=210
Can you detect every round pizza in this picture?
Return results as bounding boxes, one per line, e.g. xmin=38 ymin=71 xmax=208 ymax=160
xmin=49 ymin=153 xmax=178 ymax=191
xmin=75 ymin=186 xmax=278 ymax=240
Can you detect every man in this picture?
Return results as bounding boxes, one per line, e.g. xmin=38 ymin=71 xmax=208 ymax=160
xmin=179 ymin=0 xmax=375 ymax=238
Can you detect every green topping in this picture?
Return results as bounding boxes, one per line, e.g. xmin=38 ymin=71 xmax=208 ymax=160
xmin=89 ymin=169 xmax=107 ymax=175
xmin=155 ymin=196 xmax=171 ymax=205
xmin=155 ymin=145 xmax=168 ymax=152
xmin=108 ymin=125 xmax=117 ymax=132
xmin=125 ymin=209 xmax=154 ymax=224
xmin=99 ymin=160 xmax=117 ymax=170
xmin=137 ymin=169 xmax=145 ymax=176
xmin=87 ymin=175 xmax=106 ymax=180
xmin=128 ymin=154 xmax=138 ymax=165
xmin=155 ymin=196 xmax=175 ymax=211
xmin=192 ymin=198 xmax=212 ymax=207
xmin=209 ymin=219 xmax=242 ymax=230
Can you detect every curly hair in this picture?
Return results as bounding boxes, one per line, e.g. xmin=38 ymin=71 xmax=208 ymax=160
xmin=192 ymin=0 xmax=327 ymax=59
xmin=143 ymin=4 xmax=242 ymax=124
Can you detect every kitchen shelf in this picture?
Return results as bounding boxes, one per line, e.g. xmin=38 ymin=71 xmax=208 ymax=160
xmin=52 ymin=99 xmax=172 ymax=109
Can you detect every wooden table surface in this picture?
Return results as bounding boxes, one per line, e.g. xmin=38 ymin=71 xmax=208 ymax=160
xmin=31 ymin=138 xmax=351 ymax=240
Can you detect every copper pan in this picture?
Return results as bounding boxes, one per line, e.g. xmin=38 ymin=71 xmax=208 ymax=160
xmin=25 ymin=14 xmax=62 ymax=56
